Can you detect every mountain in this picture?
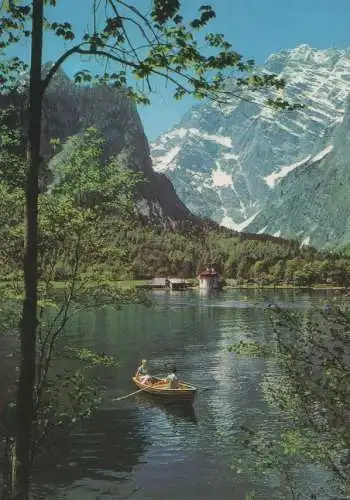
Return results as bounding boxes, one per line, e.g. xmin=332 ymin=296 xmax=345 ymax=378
xmin=1 ymin=66 xmax=199 ymax=227
xmin=150 ymin=44 xmax=350 ymax=246
xmin=248 ymin=96 xmax=350 ymax=248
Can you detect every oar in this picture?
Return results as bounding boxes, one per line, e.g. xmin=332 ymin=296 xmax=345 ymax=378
xmin=112 ymin=380 xmax=166 ymax=402
xmin=112 ymin=388 xmax=146 ymax=401
xmin=180 ymin=380 xmax=212 ymax=391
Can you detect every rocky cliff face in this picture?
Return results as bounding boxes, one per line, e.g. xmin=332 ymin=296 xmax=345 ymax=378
xmin=150 ymin=45 xmax=350 ymax=246
xmin=248 ymin=96 xmax=350 ymax=248
xmin=2 ymin=67 xmax=199 ymax=226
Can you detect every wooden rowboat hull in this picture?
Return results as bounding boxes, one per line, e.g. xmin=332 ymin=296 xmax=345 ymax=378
xmin=132 ymin=376 xmax=196 ymax=403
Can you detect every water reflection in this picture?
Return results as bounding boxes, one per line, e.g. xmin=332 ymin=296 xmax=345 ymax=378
xmin=134 ymin=393 xmax=197 ymax=425
xmin=32 ymin=406 xmax=150 ymax=499
xmin=0 ymin=289 xmax=338 ymax=499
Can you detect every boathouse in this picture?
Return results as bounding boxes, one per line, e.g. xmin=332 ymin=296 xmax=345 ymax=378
xmin=150 ymin=277 xmax=188 ymax=290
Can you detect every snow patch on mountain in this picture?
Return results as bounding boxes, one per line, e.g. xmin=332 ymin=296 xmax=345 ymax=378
xmin=264 ymin=156 xmax=312 ymax=188
xmin=264 ymin=144 xmax=333 ymax=189
xmin=160 ymin=128 xmax=188 ymax=141
xmin=158 ymin=127 xmax=233 ymax=148
xmin=221 ymin=209 xmax=260 ymax=232
xmin=258 ymin=225 xmax=268 ymax=234
xmin=212 ymin=167 xmax=232 ymax=187
xmin=188 ymin=129 xmax=233 ymax=147
xmin=152 ymin=146 xmax=181 ymax=172
xmin=222 ymin=152 xmax=238 ymax=160
xmin=309 ymin=144 xmax=334 ymax=163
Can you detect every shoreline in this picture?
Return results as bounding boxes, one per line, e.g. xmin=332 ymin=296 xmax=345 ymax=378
xmin=223 ymin=284 xmax=347 ymax=291
xmin=0 ymin=279 xmax=347 ymax=292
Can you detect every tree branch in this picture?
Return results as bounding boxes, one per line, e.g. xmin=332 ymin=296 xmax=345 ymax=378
xmin=41 ymin=42 xmax=86 ymax=91
xmin=113 ymin=0 xmax=162 ymax=45
xmin=106 ymin=0 xmax=154 ymax=45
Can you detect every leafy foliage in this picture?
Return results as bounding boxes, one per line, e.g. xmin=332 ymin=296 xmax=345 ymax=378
xmin=0 ymin=124 xmax=151 ymax=493
xmin=0 ymin=0 xmax=302 ymax=111
xmin=229 ymin=303 xmax=350 ymax=498
xmin=50 ymin=127 xmax=144 ymax=215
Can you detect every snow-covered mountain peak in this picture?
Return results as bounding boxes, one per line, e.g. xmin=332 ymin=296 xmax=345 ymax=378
xmin=266 ymin=44 xmax=345 ymax=70
xmin=150 ymin=45 xmax=350 ymax=245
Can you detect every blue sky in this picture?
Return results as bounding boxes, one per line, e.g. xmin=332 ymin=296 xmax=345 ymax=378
xmin=5 ymin=0 xmax=350 ymax=140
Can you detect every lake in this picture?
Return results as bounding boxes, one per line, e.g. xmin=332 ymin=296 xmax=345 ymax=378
xmin=8 ymin=289 xmax=344 ymax=499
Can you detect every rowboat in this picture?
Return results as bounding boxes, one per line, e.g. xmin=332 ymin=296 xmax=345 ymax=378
xmin=132 ymin=376 xmax=197 ymax=403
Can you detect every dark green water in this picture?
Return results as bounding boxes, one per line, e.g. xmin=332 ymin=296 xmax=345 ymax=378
xmin=22 ymin=290 xmax=343 ymax=498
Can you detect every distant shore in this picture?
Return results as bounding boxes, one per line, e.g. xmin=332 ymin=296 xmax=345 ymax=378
xmin=0 ymin=279 xmax=348 ymax=292
xmin=124 ymin=280 xmax=348 ymax=292
xmin=223 ymin=282 xmax=348 ymax=291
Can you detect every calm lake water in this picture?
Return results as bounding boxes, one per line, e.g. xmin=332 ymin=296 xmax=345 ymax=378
xmin=7 ymin=289 xmax=345 ymax=499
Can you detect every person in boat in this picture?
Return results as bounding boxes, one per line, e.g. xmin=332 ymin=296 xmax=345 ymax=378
xmin=164 ymin=366 xmax=180 ymax=389
xmin=136 ymin=359 xmax=152 ymax=384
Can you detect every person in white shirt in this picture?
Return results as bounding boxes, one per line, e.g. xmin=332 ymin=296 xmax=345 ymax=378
xmin=165 ymin=367 xmax=180 ymax=389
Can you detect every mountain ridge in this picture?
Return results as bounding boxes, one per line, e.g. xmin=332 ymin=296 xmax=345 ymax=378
xmin=1 ymin=66 xmax=201 ymax=227
xmin=150 ymin=44 xmax=350 ymax=247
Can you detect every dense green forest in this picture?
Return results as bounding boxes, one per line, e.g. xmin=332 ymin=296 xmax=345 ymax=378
xmin=1 ymin=123 xmax=350 ymax=287
xmin=2 ymin=210 xmax=350 ymax=286
xmin=76 ymin=224 xmax=350 ymax=285
xmin=108 ymin=225 xmax=350 ymax=285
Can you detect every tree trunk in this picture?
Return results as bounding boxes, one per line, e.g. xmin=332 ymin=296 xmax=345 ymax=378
xmin=1 ymin=438 xmax=16 ymax=500
xmin=15 ymin=1 xmax=44 ymax=498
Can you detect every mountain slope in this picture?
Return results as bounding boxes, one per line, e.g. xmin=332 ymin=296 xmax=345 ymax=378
xmin=150 ymin=45 xmax=350 ymax=244
xmin=247 ymin=96 xmax=350 ymax=247
xmin=1 ymin=67 xmax=199 ymax=226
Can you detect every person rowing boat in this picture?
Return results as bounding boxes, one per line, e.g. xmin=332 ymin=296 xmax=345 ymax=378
xmin=163 ymin=366 xmax=180 ymax=389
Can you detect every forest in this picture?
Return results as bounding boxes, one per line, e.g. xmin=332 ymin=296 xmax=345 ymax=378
xmin=69 ymin=223 xmax=349 ymax=286
xmin=1 ymin=120 xmax=349 ymax=288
